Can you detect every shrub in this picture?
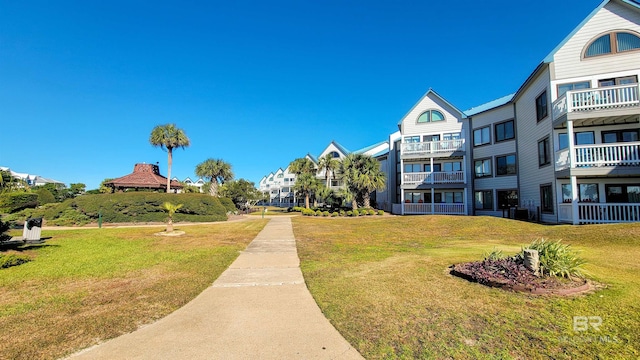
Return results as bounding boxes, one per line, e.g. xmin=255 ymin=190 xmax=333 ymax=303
xmin=368 ymin=209 xmax=375 ymax=216
xmin=359 ymin=209 xmax=368 ymax=216
xmin=484 ymin=248 xmax=505 ymax=261
xmin=322 ymin=211 xmax=330 ymax=217
xmin=314 ymin=210 xmax=322 ymax=217
xmin=35 ymin=188 xmax=56 ymax=205
xmin=517 ymin=238 xmax=587 ymax=279
xmin=331 ymin=212 xmax=338 ymax=217
xmin=292 ymin=206 xmax=304 ymax=212
xmin=346 ymin=211 xmax=353 ymax=217
xmin=339 ymin=209 xmax=346 ymax=216
xmin=48 ymin=209 xmax=91 ymax=226
xmin=302 ymin=209 xmax=314 ymax=216
xmin=0 ymin=254 xmax=31 ymax=269
xmin=0 ymin=192 xmax=39 ymax=213
xmin=377 ymin=210 xmax=384 ymax=215
xmin=218 ymin=197 xmax=237 ymax=214
xmin=0 ymin=219 xmax=11 ymax=243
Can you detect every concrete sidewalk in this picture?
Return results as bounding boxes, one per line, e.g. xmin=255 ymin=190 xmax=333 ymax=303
xmin=68 ymin=217 xmax=364 ymax=360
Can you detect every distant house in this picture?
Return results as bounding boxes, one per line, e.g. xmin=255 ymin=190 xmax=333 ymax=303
xmin=0 ymin=166 xmax=65 ymax=187
xmin=106 ymin=163 xmax=183 ymax=192
xmin=171 ymin=176 xmax=207 ymax=192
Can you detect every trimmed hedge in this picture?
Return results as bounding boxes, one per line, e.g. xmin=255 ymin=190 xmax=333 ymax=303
xmin=218 ymin=197 xmax=237 ymax=213
xmin=0 ymin=192 xmax=39 ymax=213
xmin=27 ymin=193 xmax=232 ymax=225
xmin=35 ymin=188 xmax=56 ymax=205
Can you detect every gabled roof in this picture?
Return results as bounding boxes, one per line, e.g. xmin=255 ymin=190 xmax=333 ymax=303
xmin=397 ymin=88 xmax=467 ymax=126
xmin=542 ymin=0 xmax=640 ymax=63
xmin=371 ymin=148 xmax=390 ymax=158
xmin=329 ymin=140 xmax=350 ymax=156
xmin=305 ymin=153 xmax=318 ymax=164
xmin=464 ymin=94 xmax=514 ymax=117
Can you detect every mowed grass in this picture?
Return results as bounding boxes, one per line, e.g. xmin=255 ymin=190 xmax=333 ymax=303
xmin=293 ymin=216 xmax=640 ymax=359
xmin=0 ymin=219 xmax=268 ymax=360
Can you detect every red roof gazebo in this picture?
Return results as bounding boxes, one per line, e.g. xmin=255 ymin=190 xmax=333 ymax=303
xmin=106 ymin=163 xmax=183 ymax=192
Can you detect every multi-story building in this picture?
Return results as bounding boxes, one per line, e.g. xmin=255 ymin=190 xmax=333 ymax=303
xmin=380 ymin=0 xmax=640 ymax=224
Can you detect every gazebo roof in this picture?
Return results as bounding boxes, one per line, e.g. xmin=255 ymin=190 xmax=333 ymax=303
xmin=106 ymin=163 xmax=183 ymax=189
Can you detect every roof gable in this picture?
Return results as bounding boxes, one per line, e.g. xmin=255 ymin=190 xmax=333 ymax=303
xmin=397 ymin=88 xmax=466 ymax=127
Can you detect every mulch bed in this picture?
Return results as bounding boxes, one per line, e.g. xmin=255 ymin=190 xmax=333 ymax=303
xmin=450 ymin=258 xmax=593 ymax=296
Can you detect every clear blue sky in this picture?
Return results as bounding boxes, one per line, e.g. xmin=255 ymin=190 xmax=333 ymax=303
xmin=1 ymin=0 xmax=601 ymax=190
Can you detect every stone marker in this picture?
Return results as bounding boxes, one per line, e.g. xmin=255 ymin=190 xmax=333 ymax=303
xmin=523 ymin=249 xmax=539 ymax=276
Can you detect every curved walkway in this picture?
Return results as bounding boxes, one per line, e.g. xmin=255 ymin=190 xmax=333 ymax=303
xmin=68 ymin=217 xmax=363 ymax=360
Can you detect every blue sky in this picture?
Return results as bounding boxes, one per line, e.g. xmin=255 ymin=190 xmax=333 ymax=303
xmin=1 ymin=0 xmax=602 ymax=190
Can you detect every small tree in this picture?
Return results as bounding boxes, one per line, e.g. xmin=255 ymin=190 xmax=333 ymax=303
xmin=0 ymin=219 xmax=11 ymax=243
xmin=219 ymin=179 xmax=264 ymax=212
xmin=162 ymin=202 xmax=183 ymax=232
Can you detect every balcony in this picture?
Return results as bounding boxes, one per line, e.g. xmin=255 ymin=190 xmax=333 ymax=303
xmin=403 ymin=171 xmax=465 ymax=185
xmin=402 ymin=203 xmax=466 ymax=215
xmin=401 ymin=139 xmax=465 ymax=158
xmin=552 ymin=84 xmax=640 ymax=125
xmin=555 ymin=142 xmax=640 ymax=171
xmin=558 ymin=203 xmax=640 ymax=224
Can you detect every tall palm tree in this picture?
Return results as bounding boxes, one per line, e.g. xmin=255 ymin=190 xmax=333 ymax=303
xmin=149 ymin=124 xmax=190 ymax=193
xmin=195 ymin=158 xmax=234 ymax=197
xmin=340 ymin=153 xmax=366 ymax=210
xmin=318 ymin=153 xmax=340 ymax=188
xmin=288 ymin=157 xmax=317 ymax=175
xmin=292 ymin=173 xmax=320 ymax=209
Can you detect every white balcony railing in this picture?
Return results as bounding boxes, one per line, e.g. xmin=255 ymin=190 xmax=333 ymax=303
xmin=403 ymin=203 xmax=466 ymax=215
xmin=401 ymin=139 xmax=465 ymax=156
xmin=555 ymin=142 xmax=640 ymax=170
xmin=403 ymin=171 xmax=465 ymax=184
xmin=552 ymin=84 xmax=640 ymax=120
xmin=559 ymin=203 xmax=640 ymax=224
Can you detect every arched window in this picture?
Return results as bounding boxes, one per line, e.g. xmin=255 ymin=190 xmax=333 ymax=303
xmin=417 ymin=110 xmax=445 ymax=123
xmin=329 ymin=151 xmax=340 ymax=158
xmin=584 ymin=31 xmax=640 ymax=58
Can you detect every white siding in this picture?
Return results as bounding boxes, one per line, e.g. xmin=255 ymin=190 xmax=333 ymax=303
xmin=553 ymin=2 xmax=640 ymax=81
xmin=400 ymin=93 xmax=466 ymax=137
xmin=515 ymin=67 xmax=556 ymax=223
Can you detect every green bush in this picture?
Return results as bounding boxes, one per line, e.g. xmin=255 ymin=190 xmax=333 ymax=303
xmin=331 ymin=212 xmax=338 ymax=217
xmin=0 ymin=254 xmax=31 ymax=269
xmin=377 ymin=210 xmax=384 ymax=215
xmin=302 ymin=208 xmax=314 ymax=216
xmin=484 ymin=248 xmax=505 ymax=261
xmin=367 ymin=209 xmax=375 ymax=216
xmin=292 ymin=206 xmax=304 ymax=212
xmin=314 ymin=210 xmax=322 ymax=217
xmin=218 ymin=197 xmax=237 ymax=213
xmin=30 ymin=193 xmax=228 ymax=225
xmin=339 ymin=209 xmax=346 ymax=216
xmin=0 ymin=192 xmax=39 ymax=213
xmin=322 ymin=211 xmax=330 ymax=217
xmin=0 ymin=219 xmax=11 ymax=243
xmin=35 ymin=188 xmax=56 ymax=205
xmin=346 ymin=211 xmax=353 ymax=217
xmin=518 ymin=238 xmax=587 ymax=279
xmin=48 ymin=209 xmax=91 ymax=227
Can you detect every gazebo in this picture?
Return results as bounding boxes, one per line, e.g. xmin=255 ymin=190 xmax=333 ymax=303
xmin=106 ymin=163 xmax=183 ymax=192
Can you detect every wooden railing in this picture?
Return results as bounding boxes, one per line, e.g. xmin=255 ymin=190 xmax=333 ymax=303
xmin=403 ymin=171 xmax=465 ymax=184
xmin=555 ymin=142 xmax=640 ymax=170
xmin=401 ymin=139 xmax=465 ymax=156
xmin=403 ymin=203 xmax=466 ymax=215
xmin=559 ymin=203 xmax=640 ymax=224
xmin=552 ymin=84 xmax=640 ymax=120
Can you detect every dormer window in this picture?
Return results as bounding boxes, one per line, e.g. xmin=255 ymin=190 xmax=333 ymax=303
xmin=584 ymin=31 xmax=640 ymax=58
xmin=417 ymin=110 xmax=445 ymax=123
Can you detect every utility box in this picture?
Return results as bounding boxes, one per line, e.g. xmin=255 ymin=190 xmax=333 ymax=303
xmin=23 ymin=217 xmax=43 ymax=241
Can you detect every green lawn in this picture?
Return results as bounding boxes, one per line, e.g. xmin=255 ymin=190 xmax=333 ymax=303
xmin=293 ymin=216 xmax=640 ymax=359
xmin=0 ymin=219 xmax=268 ymax=360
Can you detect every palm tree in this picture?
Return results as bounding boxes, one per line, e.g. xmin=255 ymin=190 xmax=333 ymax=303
xmin=149 ymin=124 xmax=190 ymax=193
xmin=162 ymin=202 xmax=183 ymax=232
xmin=292 ymin=173 xmax=320 ymax=209
xmin=358 ymin=156 xmax=386 ymax=208
xmin=288 ymin=157 xmax=316 ymax=175
xmin=341 ymin=153 xmax=386 ymax=209
xmin=318 ymin=153 xmax=340 ymax=188
xmin=195 ymin=158 xmax=234 ymax=197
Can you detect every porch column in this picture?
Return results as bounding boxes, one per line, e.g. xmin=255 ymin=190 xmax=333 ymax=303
xmin=567 ymin=120 xmax=576 ymax=168
xmin=570 ymin=176 xmax=579 ymax=225
xmin=464 ymin=188 xmax=468 ymax=215
xmin=431 ymin=188 xmax=435 ymax=215
xmin=400 ymin=157 xmax=405 ymax=215
xmin=567 ymin=119 xmax=579 ymax=225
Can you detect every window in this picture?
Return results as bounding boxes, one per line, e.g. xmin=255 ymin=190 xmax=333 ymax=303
xmin=536 ymin=91 xmax=548 ymax=121
xmin=538 ymin=137 xmax=551 ymax=167
xmin=496 ymin=154 xmax=516 ymax=175
xmin=443 ymin=132 xmax=461 ymax=140
xmin=404 ymin=136 xmax=420 ymax=143
xmin=423 ymin=134 xmax=440 ymax=142
xmin=474 ymin=159 xmax=492 ymax=178
xmin=557 ymin=81 xmax=590 ymax=97
xmin=606 ymin=184 xmax=640 ymax=203
xmin=540 ymin=184 xmax=554 ymax=213
xmin=584 ymin=31 xmax=640 ymax=58
xmin=424 ymin=164 xmax=442 ymax=172
xmin=495 ymin=120 xmax=515 ymax=142
xmin=443 ymin=162 xmax=462 ymax=172
xmin=561 ymin=184 xmax=599 ymax=203
xmin=558 ymin=131 xmax=595 ymax=150
xmin=405 ymin=192 xmax=422 ymax=203
xmin=281 ymin=187 xmax=290 ymax=193
xmin=444 ymin=191 xmax=464 ymax=203
xmin=599 ymin=75 xmax=637 ymax=87
xmin=417 ymin=110 xmax=445 ymax=123
xmin=277 ymin=174 xmax=284 ymax=178
xmin=473 ymin=126 xmax=491 ymax=146
xmin=602 ymin=129 xmax=639 ymax=143
xmin=497 ymin=190 xmax=518 ymax=209
xmin=404 ymin=163 xmax=421 ymax=173
xmin=475 ymin=190 xmax=493 ymax=210
xmin=329 ymin=151 xmax=340 ymax=158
